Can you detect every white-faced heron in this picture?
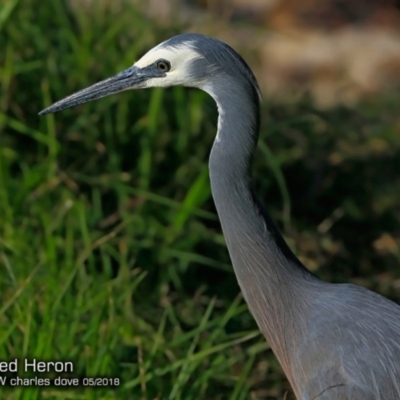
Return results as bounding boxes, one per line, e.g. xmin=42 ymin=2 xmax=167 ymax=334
xmin=39 ymin=33 xmax=400 ymax=399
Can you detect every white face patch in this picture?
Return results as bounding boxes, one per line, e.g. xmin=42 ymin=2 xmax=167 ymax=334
xmin=134 ymin=42 xmax=203 ymax=88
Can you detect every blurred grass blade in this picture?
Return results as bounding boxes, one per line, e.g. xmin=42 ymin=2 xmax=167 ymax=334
xmin=0 ymin=0 xmax=19 ymax=32
xmin=172 ymin=165 xmax=211 ymax=232
xmin=258 ymin=140 xmax=291 ymax=231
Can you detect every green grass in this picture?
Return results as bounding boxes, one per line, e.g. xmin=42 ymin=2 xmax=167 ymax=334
xmin=1 ymin=0 xmax=400 ymax=399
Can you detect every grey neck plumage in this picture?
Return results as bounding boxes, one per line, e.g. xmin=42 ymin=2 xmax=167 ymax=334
xmin=204 ymin=75 xmax=319 ymax=379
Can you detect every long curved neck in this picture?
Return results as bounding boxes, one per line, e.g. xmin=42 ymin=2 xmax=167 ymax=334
xmin=206 ymin=77 xmax=317 ymax=377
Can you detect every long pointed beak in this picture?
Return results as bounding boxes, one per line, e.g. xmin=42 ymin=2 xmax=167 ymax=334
xmin=39 ymin=66 xmax=146 ymax=115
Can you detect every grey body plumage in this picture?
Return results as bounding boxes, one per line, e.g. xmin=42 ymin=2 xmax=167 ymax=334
xmin=39 ymin=33 xmax=400 ymax=399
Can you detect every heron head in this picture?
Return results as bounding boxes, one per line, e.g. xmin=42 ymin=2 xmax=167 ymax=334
xmin=39 ymin=33 xmax=260 ymax=115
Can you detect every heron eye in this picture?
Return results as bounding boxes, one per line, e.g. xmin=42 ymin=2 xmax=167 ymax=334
xmin=156 ymin=60 xmax=171 ymax=72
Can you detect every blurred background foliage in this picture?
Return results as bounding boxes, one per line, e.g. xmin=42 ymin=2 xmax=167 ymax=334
xmin=0 ymin=0 xmax=399 ymax=399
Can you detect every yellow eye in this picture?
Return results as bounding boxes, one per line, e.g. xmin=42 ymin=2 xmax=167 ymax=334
xmin=156 ymin=59 xmax=171 ymax=72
